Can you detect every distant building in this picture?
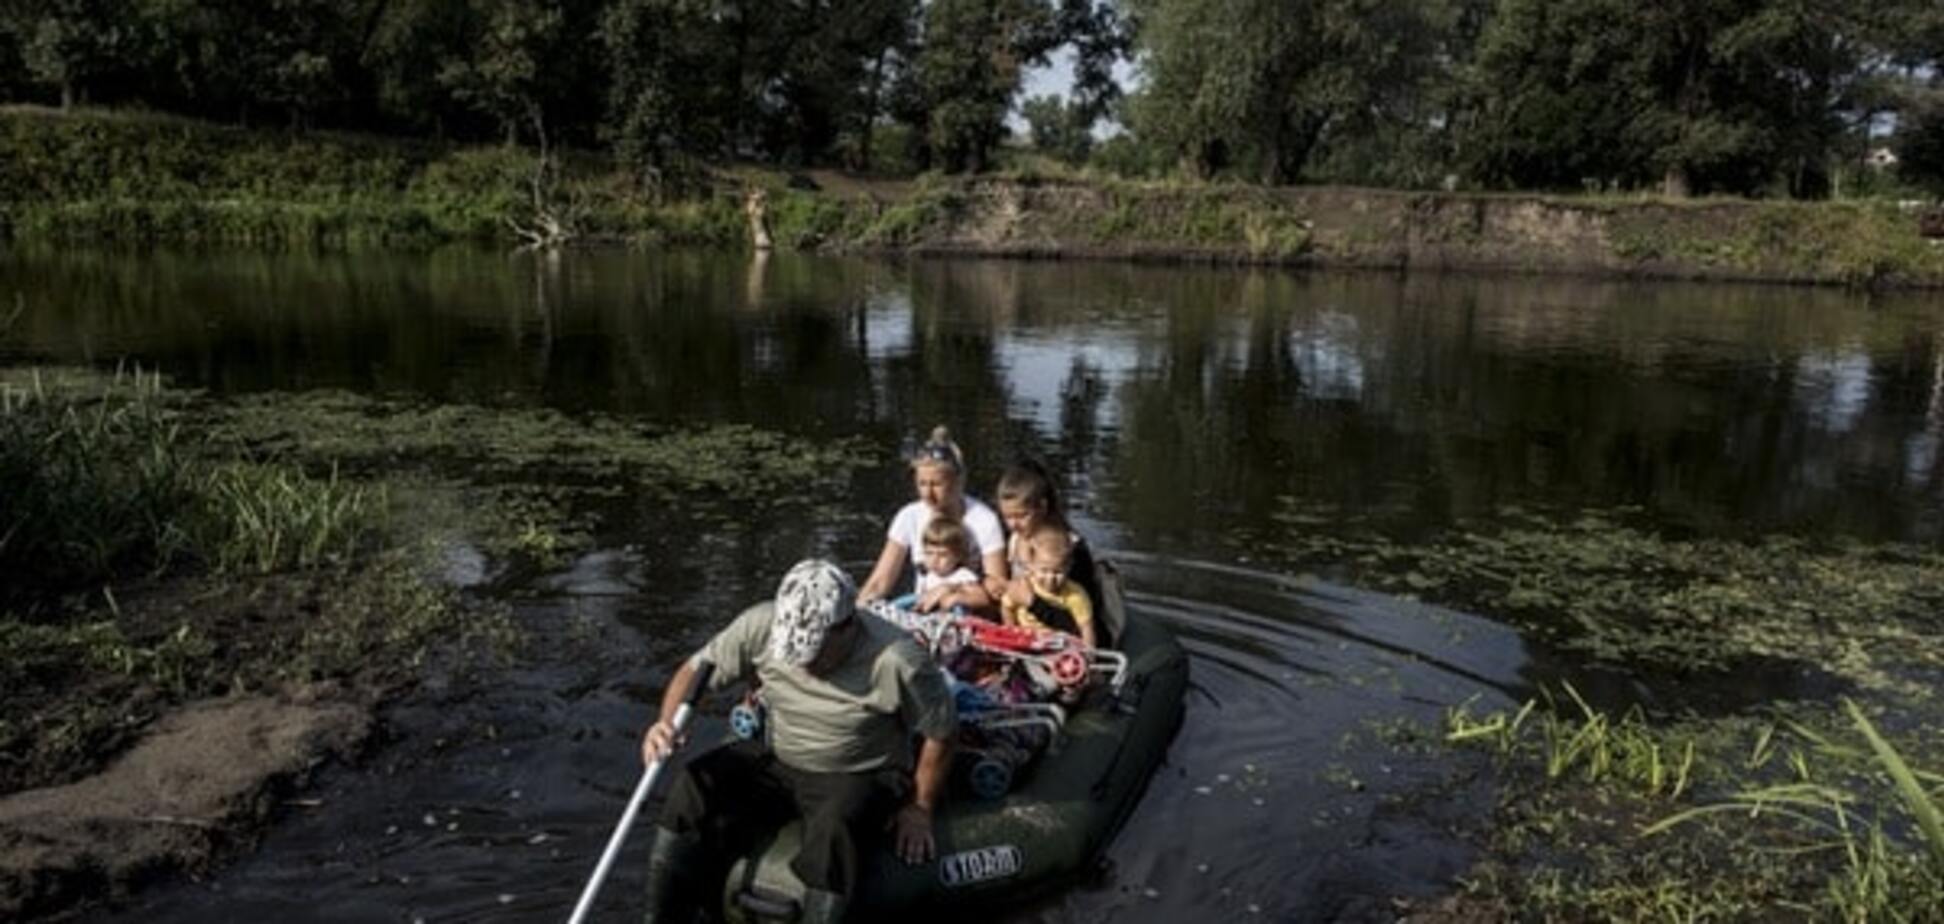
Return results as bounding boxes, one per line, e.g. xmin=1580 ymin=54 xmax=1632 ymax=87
xmin=1866 ymin=147 xmax=1899 ymax=170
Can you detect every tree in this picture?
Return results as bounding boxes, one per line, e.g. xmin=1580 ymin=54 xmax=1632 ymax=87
xmin=1022 ymin=92 xmax=1091 ymax=162
xmin=1900 ymin=94 xmax=1944 ymax=197
xmin=841 ymin=0 xmax=922 ymax=170
xmin=437 ymin=0 xmax=567 ymax=145
xmin=1462 ymin=0 xmax=1904 ymax=197
xmin=1129 ymin=0 xmax=1449 ymax=183
xmin=0 ymin=15 xmax=28 ymax=102
xmin=913 ymin=0 xmax=1060 ymax=172
xmin=602 ymin=0 xmax=721 ymax=177
xmin=228 ymin=0 xmax=364 ymax=128
xmin=601 ymin=0 xmax=917 ymax=172
xmin=13 ymin=0 xmax=147 ymax=109
xmin=1055 ymin=0 xmax=1131 ymax=128
xmin=362 ymin=0 xmax=478 ymax=135
xmin=739 ymin=0 xmax=918 ymax=164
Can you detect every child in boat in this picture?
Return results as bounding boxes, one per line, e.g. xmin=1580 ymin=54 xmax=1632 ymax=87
xmin=990 ymin=458 xmax=1107 ymax=646
xmin=913 ymin=517 xmax=986 ymax=614
xmin=1001 ymin=525 xmax=1096 ymax=651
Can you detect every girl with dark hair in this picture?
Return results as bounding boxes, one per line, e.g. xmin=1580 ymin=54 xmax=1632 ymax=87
xmin=989 ymin=457 xmax=1106 ymax=644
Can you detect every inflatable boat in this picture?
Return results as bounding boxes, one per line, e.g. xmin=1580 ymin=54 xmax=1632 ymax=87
xmin=720 ymin=560 xmax=1189 ymax=921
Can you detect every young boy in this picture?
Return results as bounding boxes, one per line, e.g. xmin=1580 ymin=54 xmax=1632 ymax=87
xmin=1000 ymin=525 xmax=1095 ymax=650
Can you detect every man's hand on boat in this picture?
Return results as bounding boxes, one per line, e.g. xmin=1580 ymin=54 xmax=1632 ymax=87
xmin=890 ymin=801 xmax=935 ymax=863
xmin=893 ymin=732 xmax=953 ymax=863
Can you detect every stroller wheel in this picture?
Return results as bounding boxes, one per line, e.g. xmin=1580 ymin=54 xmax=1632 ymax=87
xmin=1050 ymin=650 xmax=1088 ymax=687
xmin=728 ymin=702 xmax=764 ymax=740
xmin=967 ymin=754 xmax=1014 ymax=800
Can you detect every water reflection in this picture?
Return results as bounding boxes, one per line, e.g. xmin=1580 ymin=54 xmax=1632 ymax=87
xmin=11 ymin=245 xmax=1944 ymax=921
xmin=3 ymin=247 xmax=1941 ymax=543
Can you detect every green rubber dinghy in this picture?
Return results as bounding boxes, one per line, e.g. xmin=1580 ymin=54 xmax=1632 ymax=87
xmin=721 ymin=560 xmax=1189 ymax=922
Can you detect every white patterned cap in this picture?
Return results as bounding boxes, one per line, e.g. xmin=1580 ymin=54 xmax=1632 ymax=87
xmin=769 ymin=559 xmax=856 ymax=667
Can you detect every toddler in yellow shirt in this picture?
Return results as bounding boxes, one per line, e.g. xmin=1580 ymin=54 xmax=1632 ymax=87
xmin=1000 ymin=525 xmax=1095 ymax=650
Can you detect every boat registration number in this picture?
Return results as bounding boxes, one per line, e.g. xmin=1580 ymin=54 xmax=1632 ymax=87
xmin=938 ymin=844 xmax=1023 ymax=887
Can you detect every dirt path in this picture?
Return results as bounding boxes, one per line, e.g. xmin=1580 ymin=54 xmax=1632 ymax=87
xmin=0 ymin=694 xmax=371 ymax=919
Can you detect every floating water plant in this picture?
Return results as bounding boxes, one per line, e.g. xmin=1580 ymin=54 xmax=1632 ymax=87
xmin=1448 ymin=692 xmax=1944 ymax=921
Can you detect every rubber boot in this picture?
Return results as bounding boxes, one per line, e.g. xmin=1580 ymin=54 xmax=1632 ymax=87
xmin=797 ymin=888 xmax=848 ymax=924
xmin=642 ymin=826 xmax=705 ymax=924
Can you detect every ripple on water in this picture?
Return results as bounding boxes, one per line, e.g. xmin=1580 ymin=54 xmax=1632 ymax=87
xmin=1034 ymin=553 xmax=1530 ymax=922
xmin=89 ymin=550 xmax=1534 ymax=923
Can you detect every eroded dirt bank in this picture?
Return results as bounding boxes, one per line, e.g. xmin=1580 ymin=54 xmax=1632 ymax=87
xmin=842 ymin=178 xmax=1944 ymax=288
xmin=0 ymin=695 xmax=370 ymax=919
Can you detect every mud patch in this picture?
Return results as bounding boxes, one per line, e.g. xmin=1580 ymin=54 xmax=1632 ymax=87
xmin=0 ymin=695 xmax=370 ymax=919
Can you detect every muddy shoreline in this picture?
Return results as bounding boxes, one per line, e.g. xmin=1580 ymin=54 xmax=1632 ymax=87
xmin=0 ymin=694 xmax=372 ymax=919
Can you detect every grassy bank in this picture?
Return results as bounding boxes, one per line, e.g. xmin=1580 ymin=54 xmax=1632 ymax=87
xmin=7 ymin=107 xmax=1943 ymax=285
xmin=1437 ymin=691 xmax=1944 ymax=920
xmin=0 ymin=364 xmax=880 ymax=797
xmin=0 ymin=367 xmax=516 ymax=794
xmin=0 ymin=106 xmax=749 ymax=246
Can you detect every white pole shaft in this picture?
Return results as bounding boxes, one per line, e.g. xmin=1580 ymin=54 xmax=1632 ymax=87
xmin=566 ymin=699 xmax=697 ymax=924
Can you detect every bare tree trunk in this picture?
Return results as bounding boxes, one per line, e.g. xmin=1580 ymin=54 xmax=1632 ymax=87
xmin=1662 ymin=165 xmax=1690 ymax=198
xmin=60 ymin=82 xmax=74 ymax=111
xmin=505 ymin=107 xmax=581 ymax=251
xmin=859 ymin=51 xmax=887 ymax=172
xmin=744 ymin=188 xmax=774 ymax=250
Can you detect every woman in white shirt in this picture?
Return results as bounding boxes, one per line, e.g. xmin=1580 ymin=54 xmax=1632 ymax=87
xmin=858 ymin=426 xmax=1007 ymax=610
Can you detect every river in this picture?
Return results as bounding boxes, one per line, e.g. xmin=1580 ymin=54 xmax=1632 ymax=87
xmin=3 ymin=246 xmax=1941 ymax=921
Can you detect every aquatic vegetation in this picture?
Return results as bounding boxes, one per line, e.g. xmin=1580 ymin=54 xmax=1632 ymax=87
xmin=1444 ymin=693 xmax=1944 ymax=921
xmin=0 ymin=369 xmax=517 ymax=794
xmin=1247 ymin=502 xmax=1944 ymax=696
xmin=1450 ymin=685 xmax=1696 ymax=799
xmin=201 ymin=389 xmax=878 ymax=574
xmin=0 ymin=364 xmax=876 ymax=792
xmin=206 ymin=391 xmax=872 ymax=501
xmin=0 ymin=368 xmax=390 ymax=613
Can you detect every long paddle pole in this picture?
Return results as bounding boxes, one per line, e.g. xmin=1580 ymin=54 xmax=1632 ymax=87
xmin=567 ymin=662 xmax=714 ymax=924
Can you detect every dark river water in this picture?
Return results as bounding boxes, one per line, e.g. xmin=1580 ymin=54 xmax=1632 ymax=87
xmin=4 ymin=247 xmax=1942 ymax=922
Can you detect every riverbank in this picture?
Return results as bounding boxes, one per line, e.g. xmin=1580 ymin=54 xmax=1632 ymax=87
xmin=6 ymin=106 xmax=1943 ymax=287
xmin=0 ymin=366 xmax=873 ymax=919
xmin=0 ymin=367 xmax=515 ymax=918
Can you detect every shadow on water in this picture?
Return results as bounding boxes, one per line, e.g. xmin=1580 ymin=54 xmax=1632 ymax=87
xmin=88 ymin=548 xmax=1533 ymax=924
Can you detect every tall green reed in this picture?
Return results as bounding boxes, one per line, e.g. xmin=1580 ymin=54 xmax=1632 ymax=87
xmin=1 ymin=368 xmax=384 ymax=613
xmin=1447 ymin=682 xmax=1696 ymax=799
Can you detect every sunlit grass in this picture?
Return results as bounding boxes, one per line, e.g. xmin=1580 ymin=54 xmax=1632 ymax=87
xmin=1448 ymin=692 xmax=1944 ymax=921
xmin=1448 ymin=683 xmax=1694 ymax=799
xmin=199 ymin=463 xmax=378 ymax=574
